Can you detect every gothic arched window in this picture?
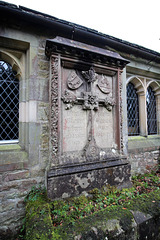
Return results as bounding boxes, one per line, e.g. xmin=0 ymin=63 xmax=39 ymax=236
xmin=0 ymin=61 xmax=19 ymax=142
xmin=146 ymin=86 xmax=157 ymax=135
xmin=127 ymin=82 xmax=140 ymax=136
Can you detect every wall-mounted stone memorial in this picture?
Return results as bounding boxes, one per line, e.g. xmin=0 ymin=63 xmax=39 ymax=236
xmin=45 ymin=37 xmax=131 ymax=199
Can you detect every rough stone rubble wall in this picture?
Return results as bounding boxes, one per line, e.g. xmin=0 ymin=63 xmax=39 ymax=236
xmin=128 ymin=149 xmax=160 ymax=175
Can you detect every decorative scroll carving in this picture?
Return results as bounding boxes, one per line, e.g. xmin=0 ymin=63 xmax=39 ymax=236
xmin=67 ymin=70 xmax=83 ymax=90
xmin=61 ymin=89 xmax=77 ymax=109
xmin=50 ymin=56 xmax=59 ymax=159
xmin=118 ymin=71 xmax=124 ymax=154
xmin=97 ymin=75 xmax=111 ymax=94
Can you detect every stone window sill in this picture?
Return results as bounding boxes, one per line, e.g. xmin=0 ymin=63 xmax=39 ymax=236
xmin=128 ymin=135 xmax=160 ymax=152
xmin=0 ymin=143 xmax=21 ymax=151
xmin=0 ymin=144 xmax=28 ymax=165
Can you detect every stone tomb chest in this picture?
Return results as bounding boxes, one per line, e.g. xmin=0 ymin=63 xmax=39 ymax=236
xmin=45 ymin=37 xmax=131 ymax=199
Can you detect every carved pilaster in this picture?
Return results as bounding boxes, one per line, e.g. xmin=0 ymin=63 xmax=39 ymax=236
xmin=50 ymin=56 xmax=59 ymax=162
xmin=118 ymin=70 xmax=124 ymax=154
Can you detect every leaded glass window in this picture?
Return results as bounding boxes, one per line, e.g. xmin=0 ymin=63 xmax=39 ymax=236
xmin=146 ymin=86 xmax=157 ymax=135
xmin=0 ymin=61 xmax=19 ymax=141
xmin=127 ymin=82 xmax=140 ymax=136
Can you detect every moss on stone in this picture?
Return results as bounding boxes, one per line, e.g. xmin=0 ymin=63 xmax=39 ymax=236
xmin=128 ymin=136 xmax=146 ymax=141
xmin=123 ymin=190 xmax=160 ymax=217
xmin=51 ymin=190 xmax=160 ymax=239
xmin=0 ymin=144 xmax=28 ymax=165
xmin=25 ymin=188 xmax=62 ymax=240
xmin=54 ymin=205 xmax=134 ymax=239
xmin=25 ymin=203 xmax=54 ymax=239
xmin=0 ymin=144 xmax=21 ymax=151
xmin=25 ymin=187 xmax=160 ymax=240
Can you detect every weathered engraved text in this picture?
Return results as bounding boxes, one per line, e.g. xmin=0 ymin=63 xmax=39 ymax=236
xmin=63 ymin=105 xmax=87 ymax=152
xmin=94 ymin=107 xmax=113 ymax=148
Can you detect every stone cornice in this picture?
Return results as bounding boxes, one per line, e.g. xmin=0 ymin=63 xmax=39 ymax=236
xmin=45 ymin=37 xmax=129 ymax=69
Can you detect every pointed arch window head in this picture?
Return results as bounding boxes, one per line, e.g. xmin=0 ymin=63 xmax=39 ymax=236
xmin=146 ymin=86 xmax=157 ymax=135
xmin=0 ymin=61 xmax=19 ymax=142
xmin=127 ymin=82 xmax=140 ymax=136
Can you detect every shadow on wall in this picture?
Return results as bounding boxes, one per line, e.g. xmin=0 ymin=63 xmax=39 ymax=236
xmin=157 ymin=147 xmax=160 ymax=173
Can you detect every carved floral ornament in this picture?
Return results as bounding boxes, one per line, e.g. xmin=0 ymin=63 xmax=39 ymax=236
xmin=82 ymin=67 xmax=97 ymax=83
xmin=62 ymin=67 xmax=115 ymax=111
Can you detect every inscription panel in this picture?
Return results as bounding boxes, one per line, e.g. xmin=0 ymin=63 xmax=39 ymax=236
xmin=94 ymin=107 xmax=113 ymax=149
xmin=61 ymin=67 xmax=116 ymax=157
xmin=62 ymin=105 xmax=87 ymax=152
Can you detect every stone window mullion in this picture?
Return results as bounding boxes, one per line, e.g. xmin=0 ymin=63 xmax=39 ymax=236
xmin=138 ymin=93 xmax=148 ymax=136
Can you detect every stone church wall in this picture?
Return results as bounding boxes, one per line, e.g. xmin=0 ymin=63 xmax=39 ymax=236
xmin=0 ymin=27 xmax=51 ymax=234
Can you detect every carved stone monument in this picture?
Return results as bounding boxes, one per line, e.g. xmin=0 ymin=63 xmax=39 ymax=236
xmin=45 ymin=37 xmax=131 ymax=199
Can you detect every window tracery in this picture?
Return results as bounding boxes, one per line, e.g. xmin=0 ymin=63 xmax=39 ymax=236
xmin=146 ymin=86 xmax=157 ymax=135
xmin=126 ymin=75 xmax=160 ymax=137
xmin=127 ymin=82 xmax=140 ymax=136
xmin=0 ymin=60 xmax=19 ymax=142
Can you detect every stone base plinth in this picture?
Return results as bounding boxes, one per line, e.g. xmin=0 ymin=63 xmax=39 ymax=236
xmin=47 ymin=157 xmax=131 ymax=200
